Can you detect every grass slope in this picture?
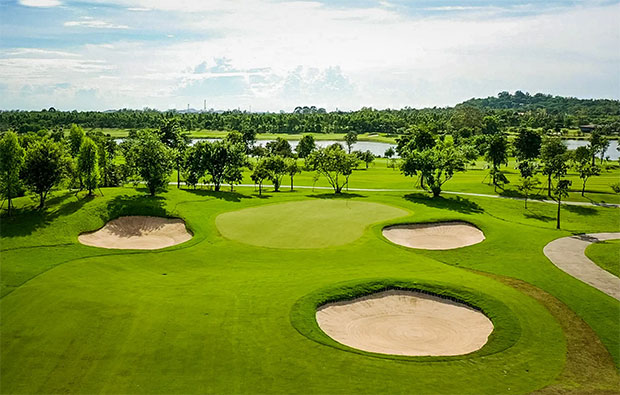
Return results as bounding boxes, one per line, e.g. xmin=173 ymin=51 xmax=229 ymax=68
xmin=585 ymin=240 xmax=620 ymax=278
xmin=1 ymin=186 xmax=619 ymax=393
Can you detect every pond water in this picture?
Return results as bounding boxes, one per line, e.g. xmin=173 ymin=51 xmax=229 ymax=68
xmin=564 ymin=139 xmax=619 ymax=161
xmin=114 ymin=138 xmax=619 ymax=160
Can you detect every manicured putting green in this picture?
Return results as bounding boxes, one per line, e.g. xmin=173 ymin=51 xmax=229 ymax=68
xmin=216 ymin=199 xmax=408 ymax=248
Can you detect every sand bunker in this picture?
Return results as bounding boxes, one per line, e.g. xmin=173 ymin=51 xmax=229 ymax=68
xmin=316 ymin=290 xmax=493 ymax=356
xmin=78 ymin=216 xmax=192 ymax=250
xmin=383 ymin=221 xmax=484 ymax=250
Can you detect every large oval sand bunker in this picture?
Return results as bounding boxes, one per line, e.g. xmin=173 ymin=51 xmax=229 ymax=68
xmin=78 ymin=216 xmax=192 ymax=250
xmin=316 ymin=290 xmax=494 ymax=356
xmin=383 ymin=221 xmax=484 ymax=250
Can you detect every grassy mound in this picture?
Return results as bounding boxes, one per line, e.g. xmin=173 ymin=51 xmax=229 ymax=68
xmin=215 ymin=199 xmax=408 ymax=248
xmin=585 ymin=239 xmax=620 ymax=277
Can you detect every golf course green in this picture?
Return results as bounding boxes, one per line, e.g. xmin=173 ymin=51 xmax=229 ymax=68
xmin=1 ymin=186 xmax=619 ymax=393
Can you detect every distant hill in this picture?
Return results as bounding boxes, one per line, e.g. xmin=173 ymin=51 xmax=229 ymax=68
xmin=459 ymin=91 xmax=620 ymax=116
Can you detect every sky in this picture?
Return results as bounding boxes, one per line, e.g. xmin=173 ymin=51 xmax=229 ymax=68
xmin=0 ymin=0 xmax=619 ymax=112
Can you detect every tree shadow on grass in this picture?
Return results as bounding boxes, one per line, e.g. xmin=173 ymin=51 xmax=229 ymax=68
xmin=105 ymin=194 xmax=167 ymax=221
xmin=1 ymin=191 xmax=91 ymax=239
xmin=403 ymin=193 xmax=484 ymax=214
xmin=564 ymin=204 xmax=598 ymax=216
xmin=307 ymin=192 xmax=367 ymax=200
xmin=182 ymin=188 xmax=252 ymax=202
xmin=523 ymin=209 xmax=555 ymax=222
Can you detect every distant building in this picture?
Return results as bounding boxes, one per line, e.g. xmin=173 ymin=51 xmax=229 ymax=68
xmin=579 ymin=124 xmax=598 ymax=132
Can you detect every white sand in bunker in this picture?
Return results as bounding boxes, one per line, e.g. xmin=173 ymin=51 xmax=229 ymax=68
xmin=316 ymin=290 xmax=494 ymax=356
xmin=383 ymin=221 xmax=484 ymax=250
xmin=78 ymin=216 xmax=192 ymax=250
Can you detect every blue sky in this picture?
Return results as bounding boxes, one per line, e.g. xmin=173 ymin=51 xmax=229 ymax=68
xmin=0 ymin=0 xmax=618 ymax=111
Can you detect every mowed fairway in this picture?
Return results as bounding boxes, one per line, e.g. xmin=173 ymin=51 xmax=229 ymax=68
xmin=1 ymin=187 xmax=619 ymax=393
xmin=216 ymin=200 xmax=409 ymax=248
xmin=585 ymin=239 xmax=620 ymax=277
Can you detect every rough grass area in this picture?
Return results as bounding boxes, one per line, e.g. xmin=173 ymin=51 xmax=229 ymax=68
xmin=1 ymin=186 xmax=619 ymax=393
xmin=215 ymin=200 xmax=408 ymax=248
xmin=585 ymin=239 xmax=620 ymax=278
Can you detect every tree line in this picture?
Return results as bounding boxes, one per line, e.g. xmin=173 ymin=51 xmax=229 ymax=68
xmin=2 ymin=91 xmax=619 ymax=136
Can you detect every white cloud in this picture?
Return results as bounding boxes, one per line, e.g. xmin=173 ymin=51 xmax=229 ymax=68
xmin=64 ymin=17 xmax=129 ymax=29
xmin=18 ymin=0 xmax=61 ymax=7
xmin=2 ymin=0 xmax=619 ymax=110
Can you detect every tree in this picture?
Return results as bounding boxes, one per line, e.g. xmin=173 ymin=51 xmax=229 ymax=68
xmin=344 ymin=131 xmax=357 ymax=154
xmin=540 ymin=136 xmax=568 ymax=197
xmin=396 ymin=126 xmax=435 ymax=156
xmin=67 ymin=124 xmax=85 ymax=157
xmin=201 ymin=140 xmax=247 ymax=192
xmin=400 ymin=140 xmax=466 ymax=198
xmin=266 ymin=137 xmax=294 ymax=157
xmin=263 ymin=155 xmax=287 ymax=192
xmin=356 ymin=150 xmax=375 ymax=169
xmin=517 ymin=176 xmax=540 ymax=209
xmin=513 ymin=128 xmax=542 ymax=162
xmin=285 ymin=158 xmax=301 ymax=191
xmin=484 ymin=133 xmax=509 ymax=191
xmin=573 ymin=146 xmax=600 ymax=196
xmin=125 ymin=130 xmax=173 ymax=196
xmin=482 ymin=116 xmax=501 ymax=135
xmin=296 ymin=134 xmax=316 ymax=158
xmin=553 ymin=179 xmax=572 ymax=229
xmin=0 ymin=131 xmax=24 ymax=214
xmin=251 ymin=158 xmax=270 ymax=196
xmin=157 ymin=118 xmax=190 ymax=188
xmin=306 ymin=144 xmax=359 ymax=194
xmin=183 ymin=144 xmax=203 ymax=189
xmin=384 ymin=147 xmax=395 ymax=159
xmin=77 ymin=137 xmax=100 ymax=196
xmin=589 ymin=129 xmax=609 ymax=165
xmin=22 ymin=139 xmax=65 ymax=208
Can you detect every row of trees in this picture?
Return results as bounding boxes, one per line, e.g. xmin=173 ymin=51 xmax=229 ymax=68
xmin=2 ymin=92 xmax=619 ymax=136
xmin=0 ymin=120 xmax=376 ymax=212
xmin=395 ymin=125 xmax=613 ymax=228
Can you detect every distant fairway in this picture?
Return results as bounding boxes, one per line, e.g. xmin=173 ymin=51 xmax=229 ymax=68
xmin=215 ymin=199 xmax=408 ymax=248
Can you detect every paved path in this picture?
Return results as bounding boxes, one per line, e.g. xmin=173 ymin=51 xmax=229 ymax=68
xmin=174 ymin=182 xmax=620 ymax=208
xmin=544 ymin=233 xmax=620 ymax=300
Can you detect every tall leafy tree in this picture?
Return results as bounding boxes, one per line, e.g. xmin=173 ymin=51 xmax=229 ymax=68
xmin=266 ymin=137 xmax=294 ymax=157
xmin=263 ymin=155 xmax=287 ymax=192
xmin=344 ymin=131 xmax=358 ymax=154
xmin=588 ymin=129 xmax=609 ymax=164
xmin=125 ymin=130 xmax=173 ymax=196
xmin=573 ymin=146 xmax=600 ymax=196
xmin=285 ymin=158 xmax=301 ymax=191
xmin=513 ymin=128 xmax=542 ymax=162
xmin=553 ymin=179 xmax=572 ymax=229
xmin=67 ymin=123 xmax=85 ymax=157
xmin=183 ymin=144 xmax=204 ymax=189
xmin=540 ymin=136 xmax=568 ymax=197
xmin=296 ymin=134 xmax=316 ymax=158
xmin=400 ymin=140 xmax=466 ymax=198
xmin=77 ymin=137 xmax=100 ymax=196
xmin=306 ymin=144 xmax=358 ymax=194
xmin=251 ymin=158 xmax=270 ymax=196
xmin=201 ymin=140 xmax=247 ymax=192
xmin=0 ymin=131 xmax=25 ymax=214
xmin=23 ymin=139 xmax=65 ymax=208
xmin=484 ymin=133 xmax=509 ymax=191
xmin=158 ymin=118 xmax=190 ymax=188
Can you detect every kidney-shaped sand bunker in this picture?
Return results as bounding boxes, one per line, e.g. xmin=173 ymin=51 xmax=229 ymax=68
xmin=316 ymin=290 xmax=494 ymax=356
xmin=383 ymin=221 xmax=484 ymax=250
xmin=216 ymin=200 xmax=408 ymax=249
xmin=78 ymin=216 xmax=192 ymax=250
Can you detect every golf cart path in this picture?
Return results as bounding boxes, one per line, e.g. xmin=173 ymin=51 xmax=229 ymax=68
xmin=544 ymin=233 xmax=620 ymax=301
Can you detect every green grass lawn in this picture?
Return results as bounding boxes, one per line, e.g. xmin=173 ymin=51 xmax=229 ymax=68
xmin=585 ymin=240 xmax=620 ymax=277
xmin=1 ymin=186 xmax=619 ymax=393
